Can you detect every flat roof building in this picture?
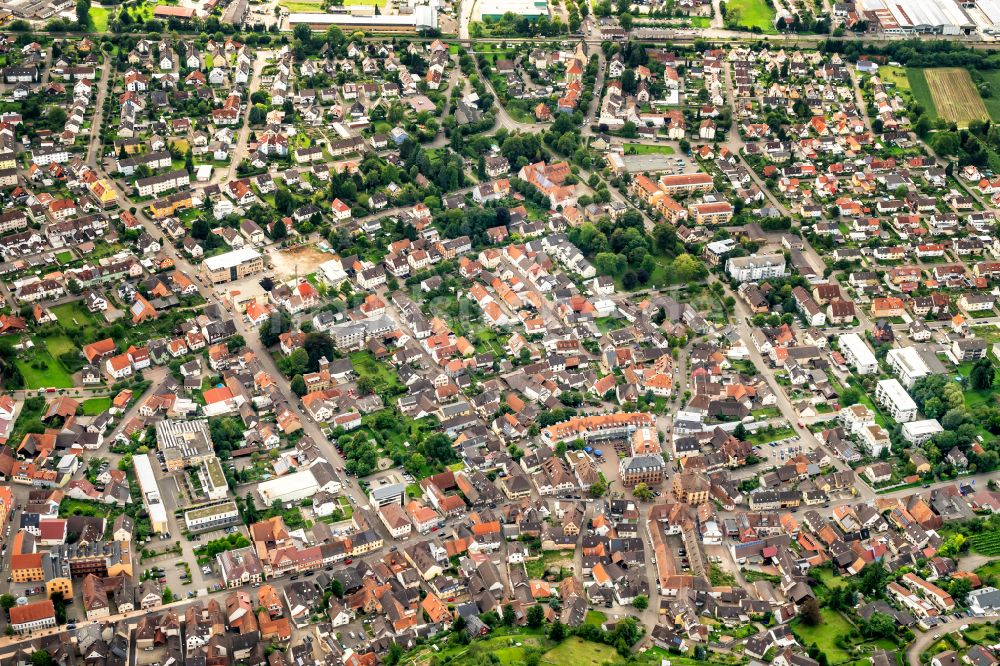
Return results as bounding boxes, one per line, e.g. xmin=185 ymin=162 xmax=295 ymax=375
xmin=902 ymin=419 xmax=944 ymax=445
xmin=287 ymin=7 xmax=437 ymax=31
xmin=477 ymin=0 xmax=548 ymax=20
xmin=156 ymin=419 xmax=215 ymax=470
xmin=133 ymin=454 xmax=169 ymax=534
xmin=257 ymin=468 xmax=320 ymax=505
xmin=202 ymin=247 xmax=264 ymax=284
xmin=184 ymin=501 xmax=241 ymax=533
xmin=876 ymin=378 xmax=919 ymax=423
xmin=839 ymin=333 xmax=879 ymax=375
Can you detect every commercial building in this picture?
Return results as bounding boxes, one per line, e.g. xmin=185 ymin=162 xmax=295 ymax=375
xmin=203 ymin=247 xmax=264 ymax=284
xmin=257 ymin=463 xmax=340 ymax=505
xmin=672 ymin=472 xmax=710 ymax=505
xmin=619 ymin=454 xmax=665 ymax=487
xmin=476 ymin=0 xmax=548 ymax=20
xmin=156 ymin=419 xmax=216 ymax=470
xmin=286 ymin=7 xmax=438 ymax=32
xmin=9 ymin=600 xmax=56 ymax=634
xmin=857 ymin=0 xmax=974 ymax=35
xmin=133 ymin=454 xmax=169 ymax=534
xmin=184 ymin=501 xmax=241 ymax=533
xmin=839 ymin=333 xmax=879 ymax=375
xmin=875 ymin=378 xmax=919 ymax=423
xmin=540 ymin=412 xmax=656 ymax=445
xmin=726 ymin=254 xmax=786 ymax=283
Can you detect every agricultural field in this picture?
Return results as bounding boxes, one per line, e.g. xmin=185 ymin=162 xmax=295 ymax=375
xmin=969 ymin=532 xmax=1000 ymax=556
xmin=974 ymin=69 xmax=1000 ymax=121
xmin=925 ymin=68 xmax=989 ymax=126
xmin=907 ymin=68 xmax=937 ymax=120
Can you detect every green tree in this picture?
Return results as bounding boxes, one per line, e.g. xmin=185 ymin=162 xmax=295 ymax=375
xmin=290 ymin=375 xmax=307 ymax=396
xmin=971 ymin=357 xmax=995 ymax=391
xmin=633 ymin=595 xmax=648 ymax=610
xmin=527 ymin=604 xmax=545 ymax=628
xmin=0 ymin=594 xmax=15 ymax=610
xmin=633 ymin=483 xmax=653 ymax=501
xmin=75 ymin=0 xmax=90 ymax=26
xmin=799 ymin=597 xmax=821 ymax=626
xmin=589 ymin=479 xmax=608 ymax=497
xmin=502 ymin=603 xmax=515 ymax=626
xmin=272 ymin=219 xmax=287 ymax=241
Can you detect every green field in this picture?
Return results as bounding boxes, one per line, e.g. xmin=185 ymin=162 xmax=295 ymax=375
xmin=541 ymin=638 xmax=620 ymax=666
xmin=690 ymin=16 xmax=710 ymax=27
xmin=975 ymin=69 xmax=1000 ymax=122
xmin=623 ymin=143 xmax=676 ymax=155
xmin=907 ymin=68 xmax=937 ymax=120
xmin=349 ymin=351 xmax=403 ymax=394
xmin=726 ymin=0 xmax=776 ymax=33
xmin=970 ymin=532 xmax=1000 ymax=556
xmin=278 ymin=0 xmax=326 ymax=10
xmin=40 ymin=335 xmax=76 ymax=358
xmin=344 ymin=0 xmax=387 ymax=6
xmin=51 ymin=302 xmax=103 ymax=344
xmin=81 ymin=397 xmax=111 ymax=416
xmin=89 ymin=5 xmax=110 ymax=31
xmin=792 ymin=609 xmax=857 ymax=663
xmin=16 ymin=348 xmax=74 ymax=389
xmin=879 ymin=65 xmax=911 ymax=91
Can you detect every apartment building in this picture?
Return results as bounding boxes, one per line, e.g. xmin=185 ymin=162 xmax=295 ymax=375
xmin=875 ymin=378 xmax=918 ymax=423
xmin=726 ymin=254 xmax=786 ymax=283
xmin=839 ymin=333 xmax=878 ymax=375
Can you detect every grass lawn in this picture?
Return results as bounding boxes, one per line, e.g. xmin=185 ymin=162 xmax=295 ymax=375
xmin=51 ymin=302 xmax=103 ymax=344
xmin=345 ymin=0 xmax=386 ymax=6
xmin=907 ymin=68 xmax=938 ymax=120
xmin=55 ymin=251 xmax=73 ymax=264
xmin=812 ymin=566 xmax=848 ymax=590
xmin=17 ymin=348 xmax=73 ymax=389
xmin=279 ymin=0 xmax=325 ymax=9
xmin=792 ymin=609 xmax=856 ymax=663
xmin=349 ymin=351 xmax=403 ymax=395
xmin=541 ymin=637 xmax=619 ymax=666
xmin=38 ymin=334 xmax=76 ymax=359
xmin=690 ymin=15 xmax=710 ymax=27
xmin=726 ymin=0 xmax=776 ymax=32
xmin=879 ymin=65 xmax=911 ymax=91
xmin=584 ymin=610 xmax=606 ymax=627
xmin=747 ymin=426 xmax=795 ymax=445
xmin=89 ymin=5 xmax=110 ymax=31
xmin=623 ymin=143 xmax=676 ymax=155
xmin=81 ymin=397 xmax=111 ymax=416
xmin=525 ymin=551 xmax=574 ymax=580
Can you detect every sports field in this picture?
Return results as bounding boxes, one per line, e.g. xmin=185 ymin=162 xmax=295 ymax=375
xmin=925 ymin=67 xmax=989 ymax=126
